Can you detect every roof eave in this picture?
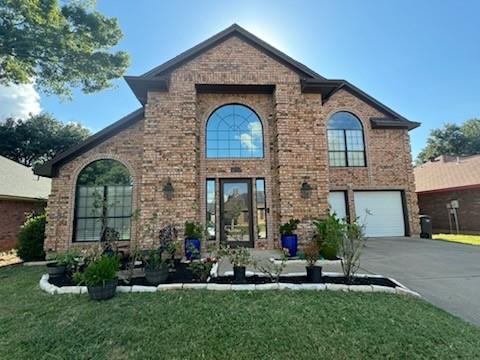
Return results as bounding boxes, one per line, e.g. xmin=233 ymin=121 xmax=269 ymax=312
xmin=124 ymin=76 xmax=169 ymax=104
xmin=34 ymin=108 xmax=145 ymax=178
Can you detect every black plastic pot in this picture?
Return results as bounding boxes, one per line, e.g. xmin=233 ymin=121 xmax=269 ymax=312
xmin=87 ymin=278 xmax=118 ymax=300
xmin=306 ymin=265 xmax=323 ymax=283
xmin=46 ymin=262 xmax=66 ymax=278
xmin=233 ymin=266 xmax=246 ymax=284
xmin=144 ymin=263 xmax=169 ymax=285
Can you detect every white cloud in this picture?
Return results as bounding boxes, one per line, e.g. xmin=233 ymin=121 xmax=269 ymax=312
xmin=0 ymin=83 xmax=41 ymax=122
xmin=238 ymin=121 xmax=263 ymax=149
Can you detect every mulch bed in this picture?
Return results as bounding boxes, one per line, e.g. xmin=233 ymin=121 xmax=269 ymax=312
xmin=47 ymin=261 xmax=397 ymax=288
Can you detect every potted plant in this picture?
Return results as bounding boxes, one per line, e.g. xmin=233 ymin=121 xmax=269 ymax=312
xmin=46 ymin=250 xmax=80 ymax=278
xmin=219 ymin=246 xmax=251 ymax=284
xmin=279 ymin=219 xmax=300 ymax=257
xmin=184 ymin=221 xmax=203 ymax=260
xmin=313 ymin=214 xmax=344 ymax=260
xmin=74 ymin=255 xmax=119 ymax=300
xmin=188 ymin=257 xmax=218 ymax=282
xmin=142 ymin=249 xmax=170 ymax=285
xmin=304 ymin=241 xmax=322 ymax=282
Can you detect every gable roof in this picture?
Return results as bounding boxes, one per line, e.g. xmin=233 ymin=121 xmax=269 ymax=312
xmin=414 ymin=154 xmax=480 ymax=193
xmin=142 ymin=24 xmax=325 ymax=79
xmin=34 ymin=108 xmax=144 ymax=177
xmin=35 ymin=24 xmax=419 ymax=178
xmin=0 ymin=156 xmax=51 ymax=200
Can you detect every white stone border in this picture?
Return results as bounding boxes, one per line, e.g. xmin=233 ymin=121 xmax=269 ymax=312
xmin=39 ymin=272 xmax=420 ymax=297
xmin=269 ymin=257 xmax=343 ymax=266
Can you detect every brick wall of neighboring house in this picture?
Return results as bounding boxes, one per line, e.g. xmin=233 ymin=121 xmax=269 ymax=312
xmin=0 ymin=199 xmax=45 ymax=251
xmin=44 ymin=35 xmax=419 ymax=252
xmin=417 ymin=189 xmax=480 ymax=234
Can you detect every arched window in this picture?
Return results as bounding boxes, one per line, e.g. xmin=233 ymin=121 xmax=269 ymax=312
xmin=74 ymin=159 xmax=132 ymax=242
xmin=327 ymin=112 xmax=366 ymax=167
xmin=206 ymin=104 xmax=264 ymax=158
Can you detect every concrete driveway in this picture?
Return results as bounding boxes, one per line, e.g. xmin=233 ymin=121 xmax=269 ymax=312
xmin=359 ymin=237 xmax=480 ymax=327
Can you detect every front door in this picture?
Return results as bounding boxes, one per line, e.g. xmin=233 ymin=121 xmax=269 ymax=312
xmin=220 ymin=179 xmax=253 ymax=247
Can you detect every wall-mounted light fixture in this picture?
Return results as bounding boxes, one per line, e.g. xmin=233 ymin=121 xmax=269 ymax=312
xmin=163 ymin=178 xmax=174 ymax=200
xmin=300 ymin=181 xmax=312 ymax=199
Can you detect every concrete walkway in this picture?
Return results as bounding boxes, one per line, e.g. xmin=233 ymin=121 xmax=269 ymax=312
xmin=359 ymin=237 xmax=480 ymax=327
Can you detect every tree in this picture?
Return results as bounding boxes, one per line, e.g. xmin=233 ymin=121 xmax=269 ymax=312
xmin=0 ymin=113 xmax=90 ymax=166
xmin=416 ymin=119 xmax=480 ymax=164
xmin=0 ymin=0 xmax=129 ymax=98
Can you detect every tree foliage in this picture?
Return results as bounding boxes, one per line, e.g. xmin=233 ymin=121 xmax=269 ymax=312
xmin=416 ymin=119 xmax=480 ymax=164
xmin=0 ymin=113 xmax=90 ymax=166
xmin=16 ymin=213 xmax=46 ymax=261
xmin=0 ymin=0 xmax=130 ymax=97
xmin=77 ymin=159 xmax=131 ymax=186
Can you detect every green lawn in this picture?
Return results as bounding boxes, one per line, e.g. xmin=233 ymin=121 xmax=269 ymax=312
xmin=433 ymin=233 xmax=480 ymax=246
xmin=1 ymin=266 xmax=479 ymax=359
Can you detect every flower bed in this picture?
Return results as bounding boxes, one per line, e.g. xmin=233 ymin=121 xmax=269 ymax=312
xmin=40 ymin=268 xmax=420 ymax=297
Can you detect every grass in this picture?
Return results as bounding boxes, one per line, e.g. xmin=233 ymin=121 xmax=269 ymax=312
xmin=433 ymin=233 xmax=480 ymax=246
xmin=1 ymin=267 xmax=480 ymax=359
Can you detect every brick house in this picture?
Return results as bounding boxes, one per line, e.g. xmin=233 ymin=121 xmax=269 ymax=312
xmin=0 ymin=156 xmax=51 ymax=251
xmin=35 ymin=24 xmax=420 ymax=253
xmin=414 ymin=154 xmax=480 ymax=234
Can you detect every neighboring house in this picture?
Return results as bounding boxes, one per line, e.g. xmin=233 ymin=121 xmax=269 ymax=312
xmin=0 ymin=156 xmax=51 ymax=251
xmin=414 ymin=154 xmax=480 ymax=234
xmin=35 ymin=24 xmax=420 ymax=253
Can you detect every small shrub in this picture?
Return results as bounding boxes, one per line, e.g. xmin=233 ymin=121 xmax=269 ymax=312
xmin=16 ymin=213 xmax=46 ymax=262
xmin=74 ymin=255 xmax=119 ymax=286
xmin=303 ymin=241 xmax=320 ymax=267
xmin=218 ymin=246 xmax=251 ymax=267
xmin=279 ymin=219 xmax=300 ymax=236
xmin=339 ymin=221 xmax=366 ymax=284
xmin=312 ymin=214 xmax=344 ymax=260
xmin=142 ymin=249 xmax=169 ymax=270
xmin=184 ymin=221 xmax=204 ymax=240
xmin=189 ymin=257 xmax=217 ymax=282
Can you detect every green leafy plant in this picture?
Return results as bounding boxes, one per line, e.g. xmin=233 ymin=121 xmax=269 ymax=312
xmin=142 ymin=250 xmax=169 ymax=271
xmin=218 ymin=246 xmax=251 ymax=267
xmin=189 ymin=257 xmax=218 ymax=282
xmin=279 ymin=219 xmax=300 ymax=236
xmin=184 ymin=221 xmax=204 ymax=240
xmin=74 ymin=255 xmax=119 ymax=287
xmin=16 ymin=213 xmax=46 ymax=261
xmin=303 ymin=241 xmax=320 ymax=267
xmin=313 ymin=214 xmax=345 ymax=260
xmin=159 ymin=224 xmax=178 ymax=258
xmin=52 ymin=250 xmax=81 ymax=273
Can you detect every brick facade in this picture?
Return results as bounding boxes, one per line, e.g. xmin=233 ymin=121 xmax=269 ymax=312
xmin=0 ymin=199 xmax=45 ymax=251
xmin=44 ymin=34 xmax=419 ymax=253
xmin=417 ymin=188 xmax=480 ymax=234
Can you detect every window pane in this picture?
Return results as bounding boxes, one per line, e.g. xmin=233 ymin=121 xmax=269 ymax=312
xmin=347 ymin=151 xmax=365 ymax=167
xmin=329 ymin=151 xmax=346 ymax=167
xmin=256 ymin=179 xmax=267 ymax=239
xmin=206 ymin=104 xmax=264 ymax=158
xmin=327 ymin=130 xmax=346 ymax=151
xmin=206 ymin=179 xmax=216 ymax=240
xmin=346 ymin=130 xmax=364 ymax=151
xmin=327 ymin=112 xmax=363 ymax=130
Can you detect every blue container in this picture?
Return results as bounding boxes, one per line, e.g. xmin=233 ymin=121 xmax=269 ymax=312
xmin=281 ymin=234 xmax=298 ymax=257
xmin=185 ymin=239 xmax=201 ymax=260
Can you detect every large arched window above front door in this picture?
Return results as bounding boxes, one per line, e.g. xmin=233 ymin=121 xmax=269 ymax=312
xmin=206 ymin=104 xmax=264 ymax=158
xmin=327 ymin=112 xmax=366 ymax=167
xmin=74 ymin=159 xmax=133 ymax=242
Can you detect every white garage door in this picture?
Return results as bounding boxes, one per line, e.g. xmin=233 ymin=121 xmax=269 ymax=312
xmin=354 ymin=191 xmax=405 ymax=237
xmin=328 ymin=191 xmax=347 ymax=222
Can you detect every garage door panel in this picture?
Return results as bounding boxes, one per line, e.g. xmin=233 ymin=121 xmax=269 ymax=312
xmin=328 ymin=192 xmax=347 ymax=222
xmin=354 ymin=191 xmax=405 ymax=237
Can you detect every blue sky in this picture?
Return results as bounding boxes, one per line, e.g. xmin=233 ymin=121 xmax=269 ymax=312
xmin=38 ymin=0 xmax=480 ymax=159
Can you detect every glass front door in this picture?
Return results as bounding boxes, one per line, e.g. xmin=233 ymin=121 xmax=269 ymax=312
xmin=220 ymin=179 xmax=253 ymax=247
